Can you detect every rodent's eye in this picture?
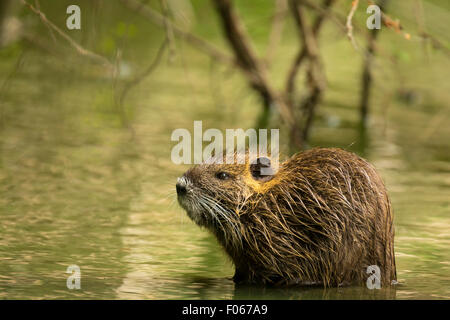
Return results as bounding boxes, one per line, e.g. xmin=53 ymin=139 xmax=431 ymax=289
xmin=215 ymin=172 xmax=230 ymax=180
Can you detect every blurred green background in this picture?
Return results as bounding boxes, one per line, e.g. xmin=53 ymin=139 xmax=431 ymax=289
xmin=0 ymin=0 xmax=449 ymax=299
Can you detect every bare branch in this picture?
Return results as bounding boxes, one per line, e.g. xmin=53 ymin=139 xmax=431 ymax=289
xmin=0 ymin=51 xmax=25 ymax=129
xmin=33 ymin=0 xmax=57 ymax=44
xmin=211 ymin=0 xmax=270 ymax=98
xmin=159 ymin=0 xmax=176 ymax=62
xmin=419 ymin=32 xmax=450 ymax=56
xmin=265 ymin=0 xmax=288 ymax=65
xmin=211 ymin=0 xmax=296 ymax=132
xmin=301 ymin=0 xmax=346 ymax=33
xmin=346 ymin=0 xmax=359 ymax=50
xmin=21 ymin=0 xmax=114 ymax=70
xmin=120 ymin=0 xmax=234 ymax=65
xmin=112 ymin=38 xmax=167 ymax=135
xmin=117 ymin=39 xmax=168 ymax=113
xmin=285 ymin=0 xmax=336 ymax=98
xmin=290 ymin=0 xmax=328 ymax=143
xmin=360 ymin=0 xmax=388 ymax=128
xmin=376 ymin=1 xmax=449 ymax=55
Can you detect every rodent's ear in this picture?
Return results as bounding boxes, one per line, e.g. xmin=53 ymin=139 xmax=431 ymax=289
xmin=250 ymin=157 xmax=274 ymax=181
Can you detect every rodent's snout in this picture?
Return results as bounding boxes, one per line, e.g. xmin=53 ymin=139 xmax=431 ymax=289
xmin=176 ymin=183 xmax=186 ymax=196
xmin=176 ymin=176 xmax=188 ymax=196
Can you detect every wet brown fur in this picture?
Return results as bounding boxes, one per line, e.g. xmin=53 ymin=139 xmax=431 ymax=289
xmin=177 ymin=148 xmax=396 ymax=287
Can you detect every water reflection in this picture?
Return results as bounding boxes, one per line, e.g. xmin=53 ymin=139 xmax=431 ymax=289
xmin=0 ymin=6 xmax=449 ymax=299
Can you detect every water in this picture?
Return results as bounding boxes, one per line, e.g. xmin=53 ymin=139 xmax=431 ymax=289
xmin=0 ymin=1 xmax=449 ymax=299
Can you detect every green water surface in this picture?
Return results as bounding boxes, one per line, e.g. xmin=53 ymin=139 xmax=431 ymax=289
xmin=0 ymin=0 xmax=449 ymax=299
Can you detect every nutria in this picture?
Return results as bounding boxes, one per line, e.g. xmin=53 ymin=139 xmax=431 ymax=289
xmin=176 ymin=148 xmax=396 ymax=287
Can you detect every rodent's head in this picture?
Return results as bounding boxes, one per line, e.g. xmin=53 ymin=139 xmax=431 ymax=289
xmin=176 ymin=152 xmax=279 ymax=233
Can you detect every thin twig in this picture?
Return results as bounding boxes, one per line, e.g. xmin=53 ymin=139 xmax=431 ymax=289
xmin=160 ymin=0 xmax=176 ymax=62
xmin=301 ymin=0 xmax=346 ymax=33
xmin=265 ymin=0 xmax=288 ymax=66
xmin=366 ymin=0 xmax=411 ymax=41
xmin=21 ymin=0 xmax=114 ymax=71
xmin=360 ymin=0 xmax=388 ymax=128
xmin=212 ymin=0 xmax=296 ymax=133
xmin=212 ymin=0 xmax=270 ymax=94
xmin=290 ymin=0 xmax=327 ymax=144
xmin=0 ymin=51 xmax=25 ymax=129
xmin=120 ymin=0 xmax=234 ymax=65
xmin=376 ymin=1 xmax=449 ymax=54
xmin=34 ymin=0 xmax=56 ymax=44
xmin=419 ymin=32 xmax=450 ymax=56
xmin=115 ymin=39 xmax=168 ymax=124
xmin=346 ymin=0 xmax=360 ymax=50
xmin=285 ymin=0 xmax=336 ymax=99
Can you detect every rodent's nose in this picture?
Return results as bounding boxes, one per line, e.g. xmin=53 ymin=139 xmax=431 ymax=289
xmin=176 ymin=183 xmax=187 ymax=196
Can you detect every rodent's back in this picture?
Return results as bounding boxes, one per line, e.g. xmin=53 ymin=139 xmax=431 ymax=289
xmin=236 ymin=148 xmax=396 ymax=286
